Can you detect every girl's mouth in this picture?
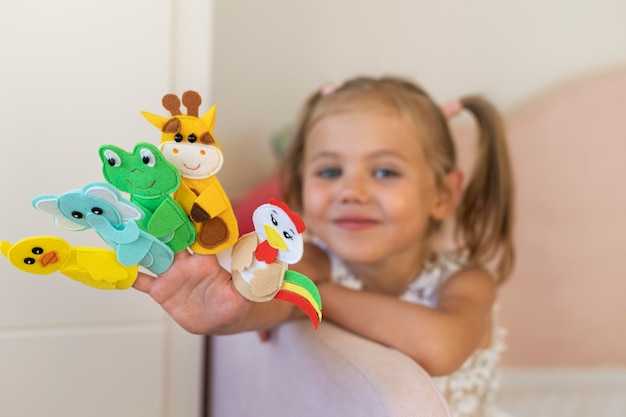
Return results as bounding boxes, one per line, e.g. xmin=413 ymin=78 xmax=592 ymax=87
xmin=333 ymin=217 xmax=379 ymax=231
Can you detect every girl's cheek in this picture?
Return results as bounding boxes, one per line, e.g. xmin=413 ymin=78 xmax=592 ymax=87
xmin=302 ymin=183 xmax=324 ymax=217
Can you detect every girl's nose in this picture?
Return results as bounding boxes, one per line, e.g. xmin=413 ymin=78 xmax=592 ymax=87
xmin=337 ymin=174 xmax=370 ymax=204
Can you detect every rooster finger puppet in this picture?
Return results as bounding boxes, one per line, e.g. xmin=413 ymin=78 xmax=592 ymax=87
xmin=1 ymin=236 xmax=138 ymax=289
xmin=32 ymin=182 xmax=174 ymax=275
xmin=231 ymin=199 xmax=322 ymax=329
xmin=141 ymin=91 xmax=238 ymax=254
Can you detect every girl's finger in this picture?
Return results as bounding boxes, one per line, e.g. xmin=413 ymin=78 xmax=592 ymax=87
xmin=133 ymin=249 xmax=192 ymax=293
xmin=132 ymin=271 xmax=156 ymax=293
xmin=173 ymin=248 xmax=193 ymax=261
xmin=257 ymin=329 xmax=271 ymax=342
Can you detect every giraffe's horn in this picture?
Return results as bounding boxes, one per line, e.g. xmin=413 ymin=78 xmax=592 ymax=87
xmin=162 ymin=94 xmax=182 ymax=116
xmin=182 ymin=90 xmax=202 ymax=117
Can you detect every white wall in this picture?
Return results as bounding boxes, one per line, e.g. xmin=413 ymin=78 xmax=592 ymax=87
xmin=0 ymin=1 xmax=211 ymax=416
xmin=210 ymin=0 xmax=626 ymax=196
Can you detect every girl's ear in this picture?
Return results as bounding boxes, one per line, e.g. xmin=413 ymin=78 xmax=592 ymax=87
xmin=431 ymin=169 xmax=463 ymax=220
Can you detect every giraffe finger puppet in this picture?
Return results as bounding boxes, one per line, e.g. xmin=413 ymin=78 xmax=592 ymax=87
xmin=141 ymin=91 xmax=239 ymax=254
xmin=98 ymin=141 xmax=196 ymax=253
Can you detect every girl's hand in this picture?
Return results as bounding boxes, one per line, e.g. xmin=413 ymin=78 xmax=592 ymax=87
xmin=132 ymin=249 xmax=252 ymax=335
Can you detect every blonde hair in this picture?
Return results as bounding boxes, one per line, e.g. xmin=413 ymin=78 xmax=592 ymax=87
xmin=280 ymin=76 xmax=515 ymax=283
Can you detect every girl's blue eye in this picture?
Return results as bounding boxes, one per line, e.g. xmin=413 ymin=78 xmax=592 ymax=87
xmin=316 ymin=167 xmax=341 ymax=179
xmin=373 ymin=168 xmax=398 ymax=179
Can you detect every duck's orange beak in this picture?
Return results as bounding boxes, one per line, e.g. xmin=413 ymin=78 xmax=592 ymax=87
xmin=40 ymin=251 xmax=59 ymax=267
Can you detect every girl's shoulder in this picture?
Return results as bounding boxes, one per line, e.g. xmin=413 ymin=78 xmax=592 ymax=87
xmin=292 ymin=240 xmax=331 ymax=285
xmin=401 ymin=251 xmax=489 ymax=306
xmin=305 ymin=236 xmax=363 ymax=289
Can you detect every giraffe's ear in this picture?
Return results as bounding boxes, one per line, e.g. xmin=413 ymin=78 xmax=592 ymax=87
xmin=141 ymin=110 xmax=169 ymax=130
xmin=200 ymin=104 xmax=217 ymax=133
xmin=162 ymin=118 xmax=181 ymax=133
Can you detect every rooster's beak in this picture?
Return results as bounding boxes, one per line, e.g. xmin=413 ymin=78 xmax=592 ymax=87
xmin=263 ymin=225 xmax=287 ymax=251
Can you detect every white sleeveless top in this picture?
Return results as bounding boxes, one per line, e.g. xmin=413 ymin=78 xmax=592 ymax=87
xmin=315 ymin=241 xmax=508 ymax=417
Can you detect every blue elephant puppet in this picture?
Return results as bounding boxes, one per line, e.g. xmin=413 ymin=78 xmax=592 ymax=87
xmin=32 ymin=182 xmax=174 ymax=274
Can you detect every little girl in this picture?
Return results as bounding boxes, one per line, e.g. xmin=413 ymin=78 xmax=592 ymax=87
xmin=133 ymin=76 xmax=515 ymax=417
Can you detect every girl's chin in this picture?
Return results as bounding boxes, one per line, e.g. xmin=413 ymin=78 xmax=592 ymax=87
xmin=326 ymin=244 xmax=382 ymax=264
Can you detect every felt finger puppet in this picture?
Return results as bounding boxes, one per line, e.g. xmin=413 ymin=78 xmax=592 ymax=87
xmin=231 ymin=199 xmax=322 ymax=329
xmin=0 ymin=236 xmax=138 ymax=290
xmin=141 ymin=91 xmax=239 ymax=254
xmin=32 ymin=182 xmax=174 ymax=275
xmin=98 ymin=142 xmax=196 ymax=253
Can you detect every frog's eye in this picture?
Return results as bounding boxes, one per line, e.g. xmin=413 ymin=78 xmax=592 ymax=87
xmin=104 ymin=150 xmax=122 ymax=167
xmin=139 ymin=148 xmax=156 ymax=167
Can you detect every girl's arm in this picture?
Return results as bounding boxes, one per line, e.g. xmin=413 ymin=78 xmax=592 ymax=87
xmin=132 ymin=242 xmax=330 ymax=335
xmin=317 ymin=266 xmax=497 ymax=376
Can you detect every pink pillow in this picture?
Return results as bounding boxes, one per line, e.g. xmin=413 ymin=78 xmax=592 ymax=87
xmin=232 ymin=172 xmax=281 ymax=235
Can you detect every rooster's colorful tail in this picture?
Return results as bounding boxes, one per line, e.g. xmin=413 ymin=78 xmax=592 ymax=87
xmin=275 ymin=270 xmax=322 ymax=329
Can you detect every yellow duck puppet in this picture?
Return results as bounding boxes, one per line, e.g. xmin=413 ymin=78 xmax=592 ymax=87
xmin=230 ymin=199 xmax=322 ymax=329
xmin=1 ymin=236 xmax=137 ymax=290
xmin=141 ymin=91 xmax=238 ymax=254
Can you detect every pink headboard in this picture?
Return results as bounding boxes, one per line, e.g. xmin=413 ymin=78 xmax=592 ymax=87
xmin=456 ymin=68 xmax=626 ymax=367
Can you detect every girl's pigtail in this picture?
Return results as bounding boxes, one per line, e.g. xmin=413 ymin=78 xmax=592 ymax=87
xmin=456 ymin=96 xmax=515 ymax=283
